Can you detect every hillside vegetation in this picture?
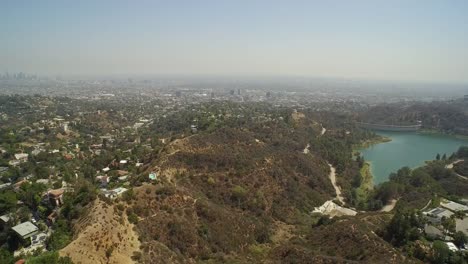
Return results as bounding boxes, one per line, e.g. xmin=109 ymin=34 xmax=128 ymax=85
xmin=358 ymin=100 xmax=468 ymax=135
xmin=121 ymin=110 xmax=417 ymax=263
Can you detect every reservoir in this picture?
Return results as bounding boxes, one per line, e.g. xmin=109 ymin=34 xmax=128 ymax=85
xmin=360 ymin=131 xmax=468 ymax=184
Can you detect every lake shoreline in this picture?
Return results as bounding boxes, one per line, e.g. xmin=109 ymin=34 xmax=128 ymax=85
xmin=418 ymin=129 xmax=468 ymax=140
xmin=353 ymin=135 xmax=392 ymax=152
xmin=359 ymin=130 xmax=468 ymax=185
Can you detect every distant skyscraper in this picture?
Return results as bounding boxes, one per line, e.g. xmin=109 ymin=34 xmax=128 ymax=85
xmin=237 ymin=89 xmax=241 ymax=95
xmin=229 ymin=90 xmax=235 ymax=95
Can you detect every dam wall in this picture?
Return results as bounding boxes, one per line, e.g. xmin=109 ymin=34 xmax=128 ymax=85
xmin=357 ymin=122 xmax=422 ymax=132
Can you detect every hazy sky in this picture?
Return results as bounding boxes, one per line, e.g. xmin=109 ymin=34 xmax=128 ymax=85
xmin=2 ymin=0 xmax=468 ymax=83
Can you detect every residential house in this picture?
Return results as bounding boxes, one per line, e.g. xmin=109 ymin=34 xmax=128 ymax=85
xmin=424 ymin=225 xmax=444 ymax=240
xmin=96 ymin=175 xmax=109 ymax=188
xmin=456 ymin=218 xmax=468 ymax=236
xmin=48 ymin=189 xmax=64 ymax=207
xmin=0 ymin=214 xmax=12 ymax=225
xmin=14 ymin=153 xmax=29 ymax=163
xmin=118 ymin=175 xmax=128 ymax=181
xmin=8 ymin=160 xmax=21 ymax=167
xmin=36 ymin=179 xmax=49 ymax=185
xmin=13 ymin=179 xmax=28 ymax=191
xmin=11 ymin=221 xmax=39 ymax=241
xmin=0 ymin=182 xmax=12 ymax=191
xmin=119 ymin=160 xmax=128 ymax=168
xmin=47 ymin=211 xmax=59 ymax=225
xmin=441 ymin=201 xmax=468 ymax=212
xmin=102 ymin=187 xmax=128 ymax=199
xmin=423 ymin=207 xmax=454 ymax=224
xmin=446 ymin=242 xmax=459 ymax=252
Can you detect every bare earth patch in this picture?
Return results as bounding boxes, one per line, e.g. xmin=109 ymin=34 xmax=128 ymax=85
xmin=60 ymin=199 xmax=141 ymax=264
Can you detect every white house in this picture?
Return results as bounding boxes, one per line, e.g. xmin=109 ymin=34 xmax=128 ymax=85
xmin=12 ymin=221 xmax=39 ymax=240
xmin=423 ymin=207 xmax=454 ymax=224
xmin=441 ymin=201 xmax=468 ymax=212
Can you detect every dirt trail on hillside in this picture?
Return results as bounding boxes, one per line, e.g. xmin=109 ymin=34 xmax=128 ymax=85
xmin=446 ymin=159 xmax=467 ymax=180
xmin=328 ymin=163 xmax=345 ymax=205
xmin=445 ymin=159 xmax=464 ymax=169
xmin=321 ymin=125 xmax=327 ymax=136
xmin=380 ymin=199 xmax=398 ymax=212
xmin=303 ymin=143 xmax=310 ymax=154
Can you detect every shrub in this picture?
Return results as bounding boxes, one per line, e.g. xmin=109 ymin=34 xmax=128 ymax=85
xmin=128 ymin=213 xmax=138 ymax=224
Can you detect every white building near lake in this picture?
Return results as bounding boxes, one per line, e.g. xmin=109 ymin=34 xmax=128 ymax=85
xmin=441 ymin=201 xmax=468 ymax=212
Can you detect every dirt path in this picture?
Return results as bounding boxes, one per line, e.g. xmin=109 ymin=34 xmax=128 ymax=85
xmin=445 ymin=159 xmax=467 ymax=180
xmin=303 ymin=143 xmax=310 ymax=154
xmin=328 ymin=163 xmax=345 ymax=205
xmin=380 ymin=199 xmax=398 ymax=212
xmin=445 ymin=159 xmax=464 ymax=169
xmin=321 ymin=125 xmax=327 ymax=136
xmin=420 ymin=199 xmax=432 ymax=211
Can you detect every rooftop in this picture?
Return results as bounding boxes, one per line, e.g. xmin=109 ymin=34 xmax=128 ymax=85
xmin=441 ymin=201 xmax=468 ymax=212
xmin=426 ymin=207 xmax=454 ymax=219
xmin=424 ymin=225 xmax=443 ymax=237
xmin=446 ymin=242 xmax=459 ymax=252
xmin=456 ymin=218 xmax=468 ymax=236
xmin=48 ymin=189 xmax=64 ymax=197
xmin=12 ymin=221 xmax=39 ymax=238
xmin=14 ymin=153 xmax=29 ymax=160
xmin=0 ymin=214 xmax=11 ymax=223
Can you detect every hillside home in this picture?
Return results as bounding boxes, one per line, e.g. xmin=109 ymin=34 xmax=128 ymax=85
xmin=11 ymin=221 xmax=39 ymax=240
xmin=441 ymin=201 xmax=468 ymax=212
xmin=423 ymin=207 xmax=454 ymax=224
xmin=13 ymin=179 xmax=28 ymax=191
xmin=48 ymin=189 xmax=64 ymax=207
xmin=102 ymin=187 xmax=128 ymax=199
xmin=14 ymin=153 xmax=29 ymax=162
xmin=424 ymin=225 xmax=444 ymax=240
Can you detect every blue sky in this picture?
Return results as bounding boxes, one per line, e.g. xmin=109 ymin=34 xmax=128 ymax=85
xmin=1 ymin=0 xmax=468 ymax=83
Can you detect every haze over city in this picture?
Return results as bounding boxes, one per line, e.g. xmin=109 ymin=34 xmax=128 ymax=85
xmin=2 ymin=0 xmax=468 ymax=83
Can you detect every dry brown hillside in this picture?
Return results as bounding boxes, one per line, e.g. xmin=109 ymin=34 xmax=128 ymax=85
xmin=60 ymin=199 xmax=141 ymax=264
xmin=123 ymin=125 xmax=420 ymax=263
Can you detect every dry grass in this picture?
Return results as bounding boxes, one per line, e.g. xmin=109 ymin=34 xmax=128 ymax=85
xmin=60 ymin=199 xmax=141 ymax=264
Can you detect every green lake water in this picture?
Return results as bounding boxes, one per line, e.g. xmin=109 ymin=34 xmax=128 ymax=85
xmin=360 ymin=131 xmax=468 ymax=185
